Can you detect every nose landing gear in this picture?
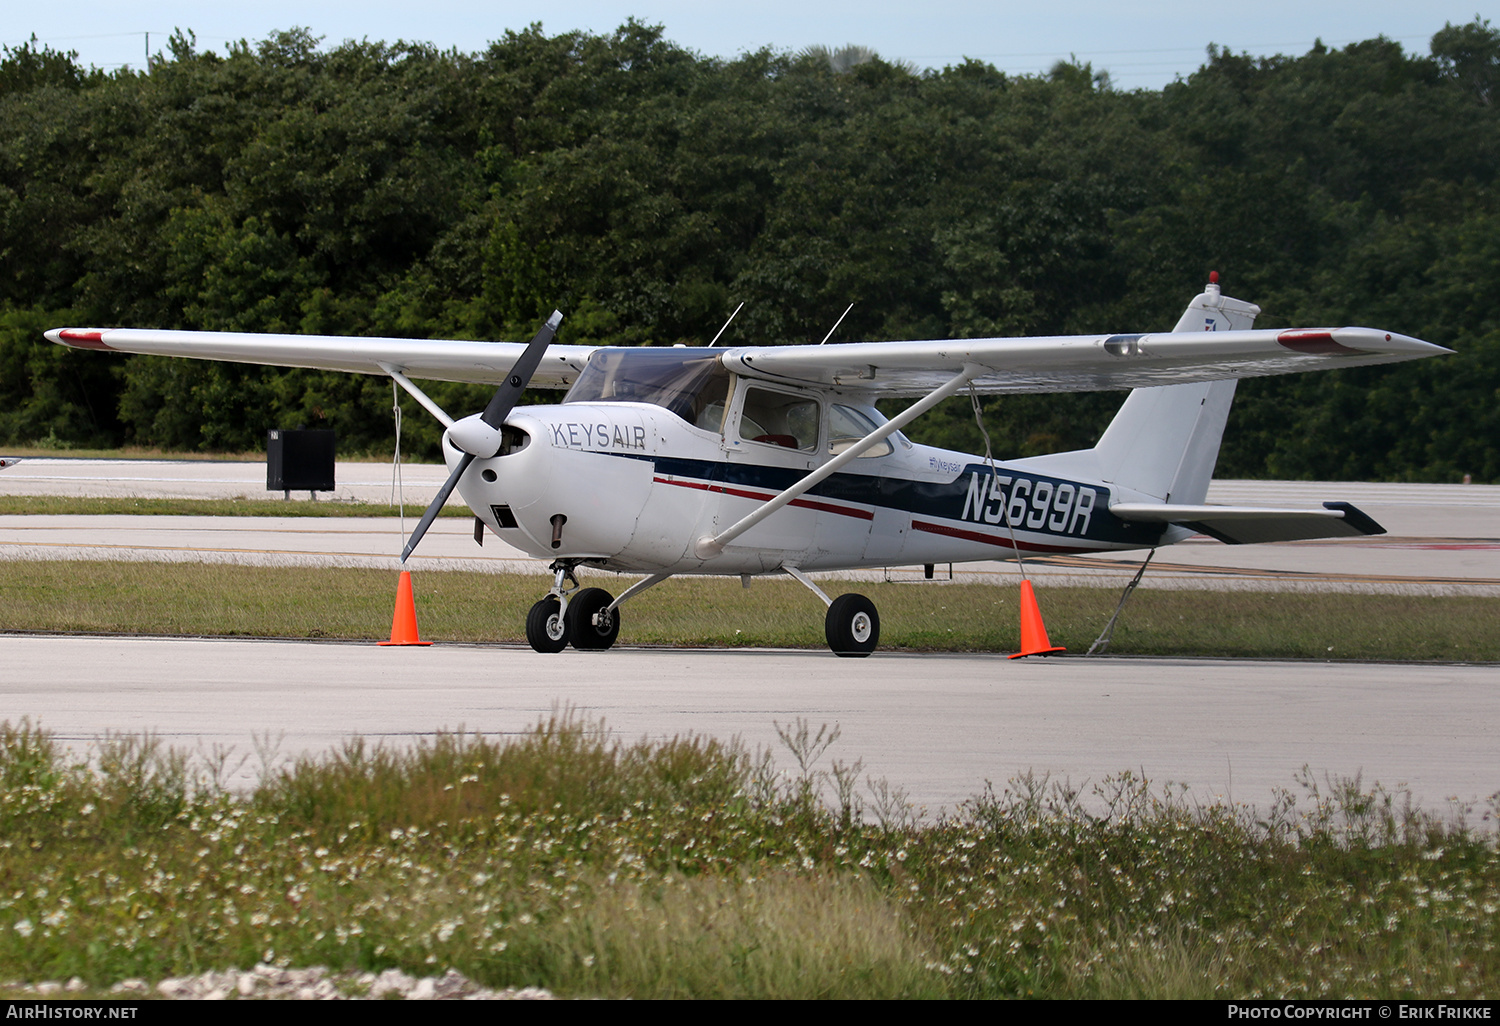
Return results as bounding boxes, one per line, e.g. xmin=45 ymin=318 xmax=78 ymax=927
xmin=524 ymin=561 xmax=622 ymax=653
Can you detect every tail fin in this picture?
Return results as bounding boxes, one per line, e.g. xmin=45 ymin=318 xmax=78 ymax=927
xmin=1166 ymin=278 xmax=1260 ymax=335
xmin=1091 ymin=378 xmax=1237 ymax=503
xmin=1014 ymin=279 xmax=1259 ymax=503
xmin=1091 ymin=280 xmax=1259 ymax=502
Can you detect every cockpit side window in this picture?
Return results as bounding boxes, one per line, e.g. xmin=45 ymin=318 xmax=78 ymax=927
xmin=739 ymin=387 xmax=819 ymax=451
xmin=564 ymin=349 xmax=731 ymax=431
xmin=829 ymin=404 xmax=892 ymax=457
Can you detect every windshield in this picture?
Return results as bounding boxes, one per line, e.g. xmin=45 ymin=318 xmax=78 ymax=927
xmin=564 ymin=349 xmax=731 ymax=430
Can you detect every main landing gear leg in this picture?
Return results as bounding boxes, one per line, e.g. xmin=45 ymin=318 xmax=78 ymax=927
xmin=783 ymin=566 xmax=880 ymax=658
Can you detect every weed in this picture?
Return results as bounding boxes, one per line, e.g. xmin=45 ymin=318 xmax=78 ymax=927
xmin=0 ymin=717 xmax=1494 ymax=998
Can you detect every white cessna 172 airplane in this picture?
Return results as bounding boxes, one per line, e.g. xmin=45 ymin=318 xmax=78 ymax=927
xmin=47 ymin=277 xmax=1447 ymax=656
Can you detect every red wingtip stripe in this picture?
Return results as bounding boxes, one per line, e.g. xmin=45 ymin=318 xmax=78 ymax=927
xmin=1277 ymin=329 xmax=1357 ymax=355
xmin=56 ymin=329 xmax=113 ymax=350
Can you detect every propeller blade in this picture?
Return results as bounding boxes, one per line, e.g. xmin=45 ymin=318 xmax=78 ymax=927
xmin=400 ymin=310 xmax=563 ymax=564
xmin=480 ymin=310 xmax=562 ymax=428
xmin=401 ymin=453 xmax=473 ymax=563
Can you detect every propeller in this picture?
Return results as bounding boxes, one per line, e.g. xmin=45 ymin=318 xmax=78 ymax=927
xmin=400 ymin=310 xmax=563 ymax=563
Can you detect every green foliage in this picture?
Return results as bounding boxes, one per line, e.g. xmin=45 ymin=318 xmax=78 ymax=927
xmin=1 ymin=19 xmax=1498 ymax=478
xmin=257 ymin=711 xmax=751 ymax=841
xmin=1433 ymin=17 xmax=1500 ymax=104
xmin=0 ymin=305 xmax=120 ymax=447
xmin=0 ymin=38 xmax=100 ymax=95
xmin=0 ymin=718 xmax=1495 ymax=997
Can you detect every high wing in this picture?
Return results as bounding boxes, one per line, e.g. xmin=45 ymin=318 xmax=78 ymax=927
xmin=48 ymin=323 xmax=1447 ymax=395
xmin=44 ymin=328 xmax=596 ymax=389
xmin=720 ymin=327 xmax=1447 ymax=396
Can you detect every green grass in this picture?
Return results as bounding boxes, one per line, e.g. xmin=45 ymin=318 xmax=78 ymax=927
xmin=0 ymin=445 xmax=394 ymax=462
xmin=0 ymin=559 xmax=1496 ymax=660
xmin=0 ymin=496 xmax=467 ymax=517
xmin=0 ymin=716 xmax=1495 ymax=999
xmin=0 ymin=445 xmax=271 ymax=461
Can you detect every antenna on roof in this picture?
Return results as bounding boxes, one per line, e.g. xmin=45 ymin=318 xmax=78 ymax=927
xmin=819 ymin=303 xmax=854 ymax=345
xmin=707 ymin=302 xmax=745 ymax=347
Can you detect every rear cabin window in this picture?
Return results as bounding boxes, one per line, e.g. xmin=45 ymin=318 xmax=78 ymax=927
xmin=739 ymin=387 xmax=819 ymax=451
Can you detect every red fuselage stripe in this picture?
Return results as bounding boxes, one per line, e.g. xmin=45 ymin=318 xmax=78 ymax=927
xmin=654 ymin=476 xmax=875 ymax=521
xmin=910 ymin=519 xmax=1075 ymax=554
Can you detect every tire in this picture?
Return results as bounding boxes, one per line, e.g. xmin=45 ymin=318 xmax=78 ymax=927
xmin=525 ymin=597 xmax=569 ymax=653
xmin=566 ymin=588 xmax=620 ymax=650
xmin=825 ymin=593 xmax=879 ymax=657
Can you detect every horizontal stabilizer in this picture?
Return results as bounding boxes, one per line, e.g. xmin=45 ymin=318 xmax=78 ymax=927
xmin=1109 ymin=500 xmax=1385 ymax=545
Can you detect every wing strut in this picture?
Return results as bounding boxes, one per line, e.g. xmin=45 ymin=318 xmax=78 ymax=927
xmin=380 ymin=364 xmax=456 ymax=429
xmin=708 ymin=302 xmax=745 ymax=347
xmin=694 ymin=365 xmax=977 ymax=559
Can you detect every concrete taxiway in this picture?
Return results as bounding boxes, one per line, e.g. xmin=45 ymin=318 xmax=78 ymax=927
xmin=4 ymin=634 xmax=1495 ymax=814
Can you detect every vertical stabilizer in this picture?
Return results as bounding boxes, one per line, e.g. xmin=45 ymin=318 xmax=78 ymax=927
xmin=1091 ymin=280 xmax=1259 ymax=503
xmin=1168 ymin=278 xmax=1260 ymax=334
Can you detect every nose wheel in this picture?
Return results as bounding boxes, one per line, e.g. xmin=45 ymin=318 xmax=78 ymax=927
xmin=525 ymin=596 xmax=569 ymax=653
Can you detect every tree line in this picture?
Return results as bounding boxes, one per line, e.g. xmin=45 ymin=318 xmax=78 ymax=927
xmin=1 ymin=19 xmax=1496 ymax=479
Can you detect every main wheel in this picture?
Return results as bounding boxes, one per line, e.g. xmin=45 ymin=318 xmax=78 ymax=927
xmin=566 ymin=587 xmax=620 ymax=650
xmin=525 ymin=596 xmax=569 ymax=653
xmin=825 ymin=593 xmax=879 ymax=657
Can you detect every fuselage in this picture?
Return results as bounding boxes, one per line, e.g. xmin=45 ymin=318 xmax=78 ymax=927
xmin=447 ymin=349 xmax=1174 ymax=575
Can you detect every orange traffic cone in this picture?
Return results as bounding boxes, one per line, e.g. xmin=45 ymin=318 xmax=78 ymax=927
xmin=1009 ymin=579 xmax=1065 ymax=659
xmin=378 ymin=570 xmax=432 ymax=646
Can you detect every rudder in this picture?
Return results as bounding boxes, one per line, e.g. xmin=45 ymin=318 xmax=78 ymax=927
xmin=1014 ymin=279 xmax=1259 ymax=503
xmin=1092 ymin=279 xmax=1259 ymax=502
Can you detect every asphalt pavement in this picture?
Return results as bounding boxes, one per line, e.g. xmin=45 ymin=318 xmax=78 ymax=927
xmin=1 ymin=457 xmax=1495 ymax=591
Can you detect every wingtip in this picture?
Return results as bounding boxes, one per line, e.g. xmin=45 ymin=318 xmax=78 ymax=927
xmin=1329 ymin=327 xmax=1452 ymax=357
xmin=47 ymin=328 xmax=112 ymax=350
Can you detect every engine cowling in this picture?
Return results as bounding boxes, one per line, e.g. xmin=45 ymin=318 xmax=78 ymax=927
xmin=451 ymin=406 xmax=654 ymax=560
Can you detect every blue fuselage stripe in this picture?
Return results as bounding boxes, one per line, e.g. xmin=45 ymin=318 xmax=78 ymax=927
xmin=607 ymin=451 xmax=1164 ymax=548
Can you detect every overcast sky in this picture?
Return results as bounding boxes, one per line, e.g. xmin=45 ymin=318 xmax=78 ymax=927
xmin=6 ymin=1 xmax=1493 ymax=91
